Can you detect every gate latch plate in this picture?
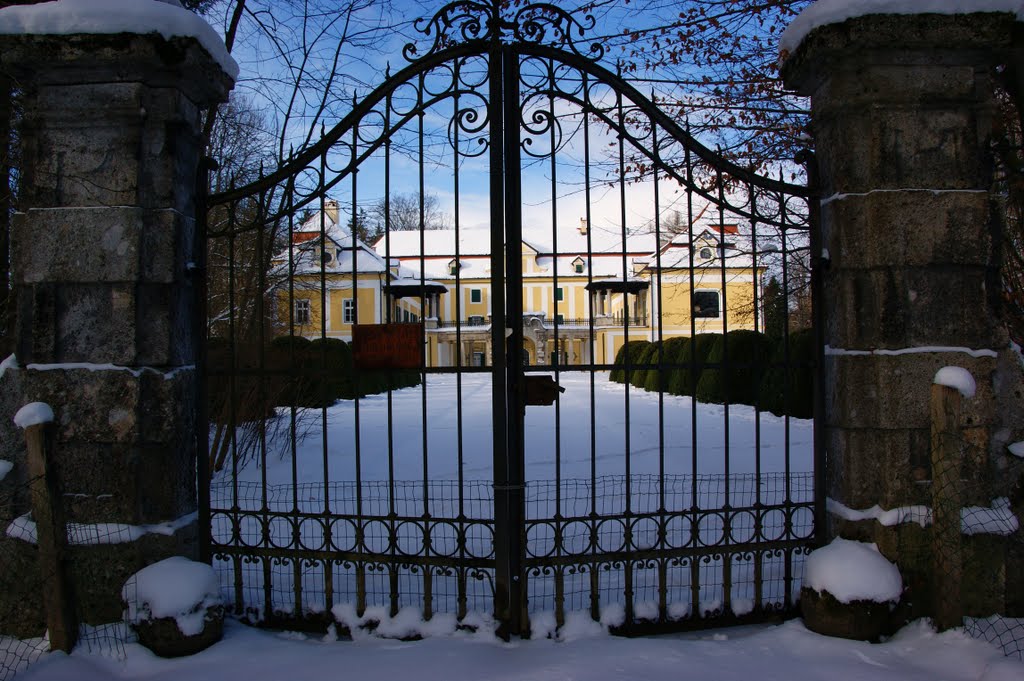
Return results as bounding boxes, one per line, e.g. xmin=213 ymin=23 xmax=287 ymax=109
xmin=523 ymin=374 xmax=564 ymax=406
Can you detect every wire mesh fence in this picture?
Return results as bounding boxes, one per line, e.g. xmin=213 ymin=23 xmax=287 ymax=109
xmin=928 ymin=383 xmax=1024 ymax=660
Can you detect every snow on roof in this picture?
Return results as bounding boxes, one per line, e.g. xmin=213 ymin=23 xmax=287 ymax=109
xmin=0 ymin=0 xmax=239 ymax=80
xmin=780 ymin=0 xmax=1024 ymax=56
xmin=803 ymin=538 xmax=902 ymax=604
xmin=375 ymin=226 xmax=658 ymax=259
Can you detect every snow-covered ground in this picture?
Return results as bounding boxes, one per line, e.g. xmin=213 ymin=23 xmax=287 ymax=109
xmin=15 ymin=618 xmax=1024 ymax=681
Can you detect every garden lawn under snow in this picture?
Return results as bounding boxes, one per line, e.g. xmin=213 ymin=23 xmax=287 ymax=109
xmin=213 ymin=371 xmax=813 ymax=490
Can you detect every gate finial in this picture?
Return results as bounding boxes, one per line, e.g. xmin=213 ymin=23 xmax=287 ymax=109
xmin=403 ymin=1 xmax=604 ymax=63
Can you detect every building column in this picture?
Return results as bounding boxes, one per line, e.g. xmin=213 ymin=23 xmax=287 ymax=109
xmin=0 ymin=29 xmax=232 ymax=631
xmin=782 ymin=11 xmax=1024 ymax=618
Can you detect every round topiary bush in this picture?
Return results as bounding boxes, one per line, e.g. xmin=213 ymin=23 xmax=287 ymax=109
xmin=610 ymin=340 xmax=650 ymax=384
xmin=667 ymin=333 xmax=720 ymax=397
xmin=758 ymin=327 xmax=815 ymax=418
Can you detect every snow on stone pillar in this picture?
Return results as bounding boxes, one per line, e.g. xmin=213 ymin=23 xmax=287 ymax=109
xmin=0 ymin=0 xmax=235 ymax=631
xmin=781 ymin=5 xmax=1024 ymax=622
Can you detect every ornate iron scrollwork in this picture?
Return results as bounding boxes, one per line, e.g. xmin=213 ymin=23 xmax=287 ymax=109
xmin=404 ymin=0 xmax=603 ymax=63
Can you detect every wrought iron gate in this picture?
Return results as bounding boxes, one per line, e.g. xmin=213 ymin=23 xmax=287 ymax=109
xmin=201 ymin=0 xmax=821 ymax=637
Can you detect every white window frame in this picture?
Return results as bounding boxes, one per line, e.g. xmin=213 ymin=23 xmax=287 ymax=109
xmin=295 ymin=299 xmax=311 ymax=325
xmin=342 ymin=298 xmax=355 ymax=324
xmin=693 ymin=289 xmax=721 ymax=319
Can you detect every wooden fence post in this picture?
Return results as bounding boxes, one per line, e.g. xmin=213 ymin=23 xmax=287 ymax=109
xmin=930 ymin=383 xmax=963 ymax=632
xmin=24 ymin=422 xmax=77 ymax=653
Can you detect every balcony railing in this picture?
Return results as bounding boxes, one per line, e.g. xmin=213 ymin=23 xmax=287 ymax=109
xmin=431 ymin=315 xmax=649 ymax=330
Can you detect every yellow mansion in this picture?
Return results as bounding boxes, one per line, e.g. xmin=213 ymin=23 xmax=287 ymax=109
xmin=275 ymin=201 xmax=764 ymax=367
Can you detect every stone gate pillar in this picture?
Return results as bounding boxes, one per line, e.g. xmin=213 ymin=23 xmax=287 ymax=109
xmin=782 ymin=10 xmax=1024 ymax=619
xmin=0 ymin=6 xmax=234 ymax=631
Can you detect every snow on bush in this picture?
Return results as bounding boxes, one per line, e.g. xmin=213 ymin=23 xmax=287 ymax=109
xmin=933 ymin=366 xmax=977 ymax=398
xmin=781 ymin=0 xmax=1024 ymax=55
xmin=803 ymin=538 xmax=902 ymax=604
xmin=13 ymin=402 xmax=54 ymax=429
xmin=123 ymin=556 xmax=222 ymax=637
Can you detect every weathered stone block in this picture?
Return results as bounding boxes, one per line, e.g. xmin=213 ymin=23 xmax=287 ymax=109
xmin=962 ymin=535 xmax=1006 ymax=617
xmin=13 ymin=208 xmax=144 ymax=284
xmin=799 ymin=587 xmax=892 ymax=641
xmin=0 ymin=538 xmax=46 ymax=638
xmin=136 ymin=283 xmax=196 ymax=367
xmin=824 ymin=266 xmax=1000 ymax=351
xmin=12 ymin=208 xmax=193 ymax=287
xmin=134 ymin=608 xmax=223 ymax=658
xmin=825 ymin=353 xmax=999 ymax=430
xmin=813 ymin=108 xmax=989 ymax=194
xmin=824 ymin=426 xmax=932 ymax=509
xmin=15 ymin=368 xmax=197 ymax=524
xmin=822 ymin=192 xmax=994 ymax=270
xmin=66 ymin=522 xmax=200 ymax=626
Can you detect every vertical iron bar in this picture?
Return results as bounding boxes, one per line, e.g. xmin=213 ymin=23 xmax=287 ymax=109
xmin=502 ymin=43 xmax=526 ymax=638
xmin=453 ymin=55 xmax=469 ymax=622
xmin=614 ymin=73 xmax=634 ymax=627
xmin=804 ymin=152 xmax=826 ymax=550
xmin=716 ymin=167 xmax=732 ymax=616
xmin=546 ymin=55 xmax=565 ymax=631
xmin=195 ymin=157 xmax=213 ymax=565
xmin=351 ymin=112 xmax=367 ymax=618
xmin=416 ymin=71 xmax=434 ymax=621
xmin=383 ymin=86 xmax=401 ymax=618
xmin=488 ymin=35 xmax=512 ymax=638
xmin=581 ymin=70 xmax=600 ymax=623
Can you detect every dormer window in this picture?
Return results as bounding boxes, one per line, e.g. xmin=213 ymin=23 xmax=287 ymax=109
xmin=572 ymin=257 xmax=585 ymax=274
xmin=448 ymin=259 xmax=459 ymax=276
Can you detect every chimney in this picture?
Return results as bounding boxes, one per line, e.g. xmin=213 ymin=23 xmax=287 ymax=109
xmin=578 ymin=217 xmax=588 ymax=235
xmin=324 ymin=199 xmax=340 ymax=226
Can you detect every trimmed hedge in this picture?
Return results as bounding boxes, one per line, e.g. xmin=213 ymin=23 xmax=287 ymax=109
xmin=643 ymin=336 xmax=690 ymax=393
xmin=630 ymin=342 xmax=660 ymax=389
xmin=610 ymin=340 xmax=651 ymax=384
xmin=606 ymin=329 xmax=815 ymax=419
xmin=695 ymin=330 xmax=774 ymax=405
xmin=667 ymin=333 xmax=721 ymax=397
xmin=207 ymin=336 xmax=421 ymax=419
xmin=758 ymin=328 xmax=815 ymax=419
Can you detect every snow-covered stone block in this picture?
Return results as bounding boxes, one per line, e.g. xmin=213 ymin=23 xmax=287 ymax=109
xmin=123 ymin=556 xmax=224 ymax=657
xmin=800 ymin=538 xmax=903 ymax=641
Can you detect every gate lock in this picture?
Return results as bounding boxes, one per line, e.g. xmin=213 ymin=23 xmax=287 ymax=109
xmin=523 ymin=374 xmax=565 ymax=407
